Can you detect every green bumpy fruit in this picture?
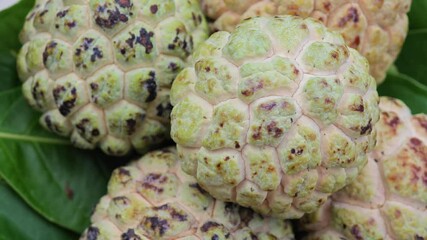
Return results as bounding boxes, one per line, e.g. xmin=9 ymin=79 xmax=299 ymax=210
xmin=80 ymin=148 xmax=295 ymax=240
xmin=17 ymin=0 xmax=209 ymax=156
xmin=201 ymin=0 xmax=412 ymax=83
xmin=300 ymin=97 xmax=427 ymax=240
xmin=170 ymin=16 xmax=380 ymax=219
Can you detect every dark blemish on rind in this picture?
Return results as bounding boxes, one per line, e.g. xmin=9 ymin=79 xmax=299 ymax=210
xmin=410 ymin=138 xmax=422 ymax=146
xmin=126 ymin=119 xmax=137 ymax=135
xmin=352 ymin=36 xmax=361 ymax=48
xmin=234 ymin=141 xmax=240 ymax=149
xmin=86 ymin=226 xmax=100 ymax=240
xmin=156 ymin=103 xmax=173 ymax=118
xmin=75 ymin=118 xmax=90 ymax=136
xmin=83 ymin=38 xmax=94 ymax=50
xmin=211 ymin=234 xmax=219 ymax=240
xmin=112 ymin=196 xmax=130 ymax=206
xmin=125 ymin=32 xmax=135 ymax=49
xmin=92 ymin=129 xmax=100 ymax=136
xmin=338 ymin=7 xmax=359 ymax=27
xmin=91 ymin=47 xmax=103 ymax=62
xmin=260 ymin=102 xmax=277 ymax=111
xmin=121 ymin=229 xmax=142 ymax=240
xmin=141 ymin=173 xmax=167 ymax=193
xmin=352 ymin=104 xmax=364 ymax=112
xmin=144 ymin=72 xmax=157 ymax=102
xmin=168 ymin=44 xmax=175 ymax=50
xmin=56 ymin=9 xmax=69 ymax=18
xmin=118 ymin=167 xmax=130 ymax=176
xmin=360 ymin=119 xmax=372 ymax=135
xmin=136 ymin=28 xmax=154 ymax=54
xmin=266 ymin=121 xmax=283 ymax=138
xmin=241 ymin=80 xmax=263 ymax=97
xmin=323 ymin=2 xmax=332 ymax=11
xmin=415 ymin=235 xmax=424 ymax=240
xmin=65 ymin=21 xmax=76 ymax=29
xmin=95 ymin=2 xmax=132 ymax=29
xmin=116 ymin=0 xmax=132 ymax=8
xmin=252 ymin=125 xmax=262 ymax=140
xmin=350 ymin=225 xmax=363 ymax=240
xmin=189 ymin=183 xmax=208 ymax=194
xmin=90 ymin=83 xmax=99 ymax=90
xmin=43 ymin=41 xmax=58 ymax=65
xmin=144 ymin=216 xmax=169 ymax=236
xmin=201 ymin=221 xmax=222 ymax=232
xmin=168 ymin=62 xmax=179 ymax=72
xmin=150 ymin=4 xmax=158 ymax=14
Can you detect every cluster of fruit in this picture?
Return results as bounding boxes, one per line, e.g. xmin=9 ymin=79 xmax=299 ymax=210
xmin=16 ymin=0 xmax=426 ymax=239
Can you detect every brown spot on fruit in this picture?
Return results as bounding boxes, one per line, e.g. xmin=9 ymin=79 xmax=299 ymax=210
xmin=360 ymin=120 xmax=372 ymax=135
xmin=150 ymin=4 xmax=158 ymax=14
xmin=410 ymin=138 xmax=422 ymax=146
xmin=338 ymin=7 xmax=359 ymax=27
xmin=323 ymin=2 xmax=332 ymax=11
xmin=350 ymin=225 xmax=363 ymax=240
xmin=266 ymin=121 xmax=283 ymax=138
xmin=144 ymin=216 xmax=169 ymax=236
xmin=352 ymin=104 xmax=364 ymax=112
xmin=86 ymin=226 xmax=100 ymax=240
xmin=121 ymin=229 xmax=141 ymax=240
xmin=201 ymin=221 xmax=222 ymax=232
xmin=140 ymin=173 xmax=168 ymax=193
xmin=116 ymin=0 xmax=132 ymax=8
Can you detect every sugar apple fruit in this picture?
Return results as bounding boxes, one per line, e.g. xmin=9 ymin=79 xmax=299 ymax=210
xmin=80 ymin=148 xmax=295 ymax=239
xmin=170 ymin=16 xmax=380 ymax=219
xmin=16 ymin=0 xmax=209 ymax=156
xmin=299 ymin=97 xmax=427 ymax=240
xmin=201 ymin=0 xmax=412 ymax=83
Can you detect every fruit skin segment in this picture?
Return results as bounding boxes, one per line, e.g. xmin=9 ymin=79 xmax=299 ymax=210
xmin=170 ymin=16 xmax=380 ymax=219
xmin=300 ymin=97 xmax=427 ymax=240
xmin=16 ymin=0 xmax=209 ymax=156
xmin=80 ymin=148 xmax=295 ymax=240
xmin=201 ymin=0 xmax=412 ymax=83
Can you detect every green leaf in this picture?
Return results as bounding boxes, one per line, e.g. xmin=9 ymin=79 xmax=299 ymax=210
xmin=0 ymin=181 xmax=78 ymax=240
xmin=395 ymin=30 xmax=427 ymax=85
xmin=0 ymin=0 xmax=34 ymax=52
xmin=408 ymin=1 xmax=427 ymax=30
xmin=0 ymin=83 xmax=127 ymax=233
xmin=378 ymin=73 xmax=427 ymax=114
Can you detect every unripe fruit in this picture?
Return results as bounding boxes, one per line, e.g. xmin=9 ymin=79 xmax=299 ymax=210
xmin=170 ymin=16 xmax=380 ymax=219
xmin=17 ymin=0 xmax=209 ymax=156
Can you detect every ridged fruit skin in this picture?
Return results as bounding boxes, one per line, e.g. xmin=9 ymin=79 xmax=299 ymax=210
xmin=300 ymin=97 xmax=427 ymax=240
xmin=201 ymin=0 xmax=411 ymax=83
xmin=80 ymin=148 xmax=295 ymax=240
xmin=16 ymin=0 xmax=209 ymax=156
xmin=170 ymin=16 xmax=380 ymax=219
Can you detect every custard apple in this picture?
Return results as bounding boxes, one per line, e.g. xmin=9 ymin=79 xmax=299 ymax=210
xmin=300 ymin=97 xmax=427 ymax=240
xmin=170 ymin=16 xmax=380 ymax=219
xmin=80 ymin=148 xmax=295 ymax=239
xmin=201 ymin=0 xmax=411 ymax=83
xmin=16 ymin=0 xmax=209 ymax=156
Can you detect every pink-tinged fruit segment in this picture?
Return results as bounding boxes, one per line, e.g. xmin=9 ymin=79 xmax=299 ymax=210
xmin=300 ymin=97 xmax=427 ymax=240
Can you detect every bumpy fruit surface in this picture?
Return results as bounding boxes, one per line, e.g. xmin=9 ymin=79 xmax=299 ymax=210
xmin=17 ymin=0 xmax=209 ymax=156
xmin=80 ymin=148 xmax=295 ymax=239
xmin=201 ymin=0 xmax=411 ymax=83
xmin=300 ymin=97 xmax=427 ymax=240
xmin=170 ymin=16 xmax=380 ymax=219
